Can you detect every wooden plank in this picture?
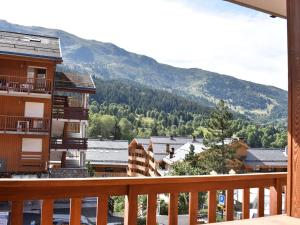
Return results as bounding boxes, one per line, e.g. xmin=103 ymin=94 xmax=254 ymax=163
xmin=258 ymin=187 xmax=264 ymax=217
xmin=70 ymin=198 xmax=82 ymax=225
xmin=168 ymin=192 xmax=178 ymax=225
xmin=96 ymin=195 xmax=108 ymax=225
xmin=124 ymin=187 xmax=138 ymax=225
xmin=11 ymin=200 xmax=23 ymax=225
xmin=147 ymin=193 xmax=157 ymax=225
xmin=208 ymin=190 xmax=216 ymax=223
xmin=189 ymin=192 xmax=198 ymax=225
xmin=242 ymin=188 xmax=250 ymax=219
xmin=226 ymin=189 xmax=234 ymax=221
xmin=270 ymin=180 xmax=282 ymax=215
xmin=287 ymin=0 xmax=300 ymax=218
xmin=41 ymin=199 xmax=53 ymax=225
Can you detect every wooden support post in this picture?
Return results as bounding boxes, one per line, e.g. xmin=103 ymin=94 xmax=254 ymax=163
xmin=226 ymin=189 xmax=234 ymax=221
xmin=270 ymin=179 xmax=282 ymax=215
xmin=124 ymin=187 xmax=138 ymax=225
xmin=189 ymin=192 xmax=198 ymax=225
xmin=11 ymin=201 xmax=23 ymax=225
xmin=287 ymin=0 xmax=300 ymax=218
xmin=168 ymin=192 xmax=178 ymax=225
xmin=147 ymin=193 xmax=157 ymax=225
xmin=96 ymin=195 xmax=108 ymax=225
xmin=70 ymin=198 xmax=82 ymax=225
xmin=208 ymin=190 xmax=216 ymax=223
xmin=258 ymin=187 xmax=265 ymax=217
xmin=242 ymin=188 xmax=250 ymax=219
xmin=41 ymin=199 xmax=54 ymax=225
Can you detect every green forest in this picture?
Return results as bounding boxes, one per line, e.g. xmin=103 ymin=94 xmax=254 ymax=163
xmin=88 ymin=79 xmax=287 ymax=148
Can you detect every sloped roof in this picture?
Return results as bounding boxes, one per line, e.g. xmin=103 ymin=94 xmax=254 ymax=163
xmin=55 ymin=72 xmax=96 ymax=93
xmin=245 ymin=148 xmax=287 ymax=168
xmin=225 ymin=0 xmax=286 ymax=18
xmin=0 ymin=30 xmax=62 ymax=61
xmin=86 ymin=139 xmax=128 ymax=166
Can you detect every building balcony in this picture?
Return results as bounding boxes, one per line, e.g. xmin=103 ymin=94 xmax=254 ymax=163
xmin=0 ymin=75 xmax=52 ymax=98
xmin=0 ymin=115 xmax=50 ymax=134
xmin=51 ymin=137 xmax=88 ymax=150
xmin=52 ymin=107 xmax=89 ymax=121
xmin=0 ymin=172 xmax=288 ymax=225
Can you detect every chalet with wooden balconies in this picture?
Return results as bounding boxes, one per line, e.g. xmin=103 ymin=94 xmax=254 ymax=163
xmin=50 ymin=71 xmax=96 ymax=169
xmin=0 ymin=31 xmax=62 ymax=173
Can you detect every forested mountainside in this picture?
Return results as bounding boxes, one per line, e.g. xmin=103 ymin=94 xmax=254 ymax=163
xmin=0 ymin=20 xmax=287 ymax=123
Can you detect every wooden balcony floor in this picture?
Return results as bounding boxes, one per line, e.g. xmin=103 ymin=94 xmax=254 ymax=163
xmin=210 ymin=215 xmax=300 ymax=225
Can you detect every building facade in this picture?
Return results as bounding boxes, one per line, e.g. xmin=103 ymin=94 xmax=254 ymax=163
xmin=0 ymin=31 xmax=62 ymax=173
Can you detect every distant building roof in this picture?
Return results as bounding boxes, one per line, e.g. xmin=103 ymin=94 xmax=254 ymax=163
xmin=245 ymin=148 xmax=288 ymax=168
xmin=0 ymin=30 xmax=62 ymax=61
xmin=86 ymin=139 xmax=128 ymax=166
xmin=163 ymin=142 xmax=205 ymax=165
xmin=55 ymin=72 xmax=96 ymax=93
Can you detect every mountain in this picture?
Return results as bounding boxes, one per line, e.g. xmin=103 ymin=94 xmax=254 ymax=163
xmin=0 ymin=20 xmax=288 ymax=122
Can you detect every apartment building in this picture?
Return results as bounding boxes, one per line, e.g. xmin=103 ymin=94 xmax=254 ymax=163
xmin=0 ymin=31 xmax=62 ymax=173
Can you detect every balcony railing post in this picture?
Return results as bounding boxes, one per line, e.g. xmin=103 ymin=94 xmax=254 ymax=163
xmin=226 ymin=189 xmax=234 ymax=221
xmin=208 ymin=190 xmax=216 ymax=223
xmin=147 ymin=193 xmax=157 ymax=225
xmin=96 ymin=195 xmax=108 ymax=225
xmin=242 ymin=188 xmax=250 ymax=219
xmin=270 ymin=179 xmax=282 ymax=215
xmin=258 ymin=187 xmax=265 ymax=217
xmin=41 ymin=199 xmax=54 ymax=225
xmin=11 ymin=200 xmax=23 ymax=225
xmin=124 ymin=186 xmax=138 ymax=225
xmin=168 ymin=192 xmax=178 ymax=225
xmin=189 ymin=192 xmax=198 ymax=225
xmin=70 ymin=198 xmax=82 ymax=225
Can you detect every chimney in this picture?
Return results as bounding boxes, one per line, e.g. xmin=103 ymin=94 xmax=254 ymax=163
xmin=166 ymin=144 xmax=170 ymax=153
xmin=192 ymin=135 xmax=196 ymax=142
xmin=170 ymin=148 xmax=175 ymax=159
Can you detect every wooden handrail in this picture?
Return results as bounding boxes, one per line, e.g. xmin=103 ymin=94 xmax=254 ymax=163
xmin=0 ymin=172 xmax=287 ymax=224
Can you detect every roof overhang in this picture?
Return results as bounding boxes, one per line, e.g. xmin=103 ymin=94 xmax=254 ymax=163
xmin=225 ymin=0 xmax=286 ymax=18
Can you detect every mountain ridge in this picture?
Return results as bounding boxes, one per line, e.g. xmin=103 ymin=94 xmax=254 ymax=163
xmin=0 ymin=19 xmax=287 ymax=123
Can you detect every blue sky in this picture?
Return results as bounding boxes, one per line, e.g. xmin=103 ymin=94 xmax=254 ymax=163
xmin=0 ymin=0 xmax=288 ymax=90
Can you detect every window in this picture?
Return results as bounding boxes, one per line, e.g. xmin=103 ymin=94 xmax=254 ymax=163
xmin=24 ymin=102 xmax=44 ymax=118
xmin=22 ymin=138 xmax=43 ymax=152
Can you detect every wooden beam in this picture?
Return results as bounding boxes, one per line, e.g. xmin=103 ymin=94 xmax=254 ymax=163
xmin=258 ymin=187 xmax=265 ymax=217
xmin=270 ymin=179 xmax=283 ymax=215
xmin=242 ymin=188 xmax=250 ymax=219
xmin=70 ymin=198 xmax=82 ymax=225
xmin=147 ymin=193 xmax=157 ymax=225
xmin=41 ymin=199 xmax=54 ymax=225
xmin=11 ymin=201 xmax=23 ymax=225
xmin=287 ymin=0 xmax=300 ymax=218
xmin=226 ymin=189 xmax=234 ymax=221
xmin=124 ymin=187 xmax=138 ymax=225
xmin=96 ymin=195 xmax=108 ymax=225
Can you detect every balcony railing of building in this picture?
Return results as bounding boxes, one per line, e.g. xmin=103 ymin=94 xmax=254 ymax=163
xmin=52 ymin=107 xmax=89 ymax=120
xmin=51 ymin=137 xmax=88 ymax=150
xmin=0 ymin=75 xmax=52 ymax=94
xmin=0 ymin=115 xmax=50 ymax=133
xmin=0 ymin=172 xmax=286 ymax=225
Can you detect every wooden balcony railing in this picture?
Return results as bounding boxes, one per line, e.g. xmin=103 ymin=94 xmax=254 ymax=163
xmin=0 ymin=115 xmax=50 ymax=133
xmin=51 ymin=137 xmax=88 ymax=150
xmin=0 ymin=75 xmax=52 ymax=94
xmin=0 ymin=172 xmax=286 ymax=225
xmin=52 ymin=107 xmax=89 ymax=120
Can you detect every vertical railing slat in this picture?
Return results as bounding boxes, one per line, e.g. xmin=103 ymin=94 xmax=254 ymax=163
xmin=11 ymin=200 xmax=23 ymax=225
xmin=124 ymin=187 xmax=138 ymax=225
xmin=96 ymin=195 xmax=108 ymax=225
xmin=208 ymin=190 xmax=216 ymax=223
xmin=242 ymin=188 xmax=250 ymax=219
xmin=226 ymin=189 xmax=234 ymax=221
xmin=270 ymin=179 xmax=282 ymax=215
xmin=41 ymin=199 xmax=53 ymax=225
xmin=70 ymin=198 xmax=82 ymax=225
xmin=189 ymin=192 xmax=198 ymax=225
xmin=147 ymin=193 xmax=157 ymax=225
xmin=168 ymin=192 xmax=178 ymax=225
xmin=258 ymin=187 xmax=265 ymax=217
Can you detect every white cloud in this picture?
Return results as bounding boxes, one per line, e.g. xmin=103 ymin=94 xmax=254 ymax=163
xmin=0 ymin=0 xmax=288 ymax=90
